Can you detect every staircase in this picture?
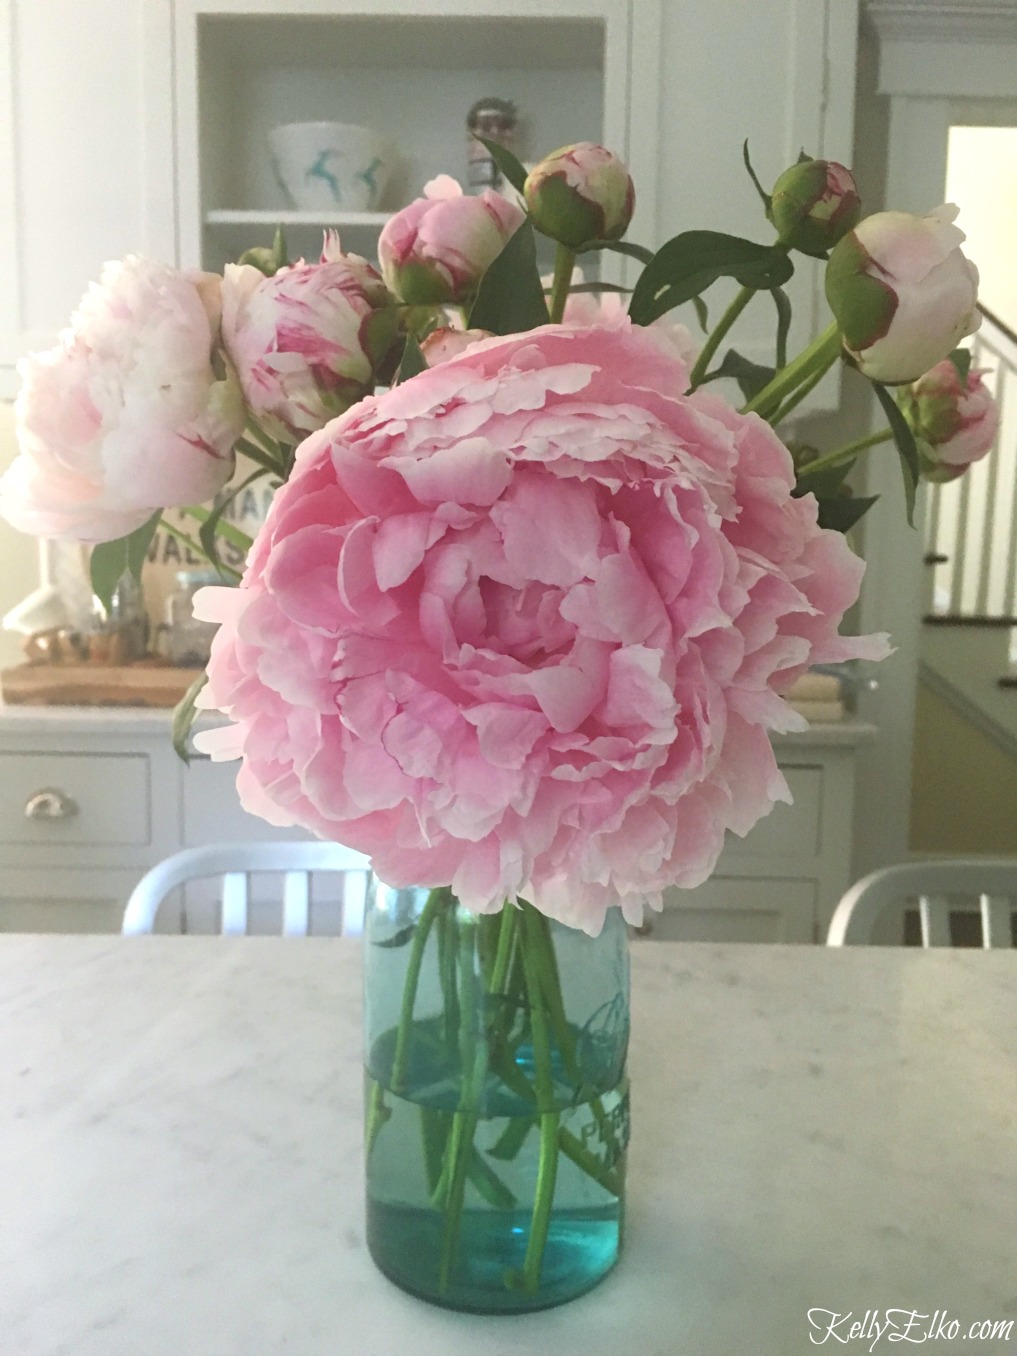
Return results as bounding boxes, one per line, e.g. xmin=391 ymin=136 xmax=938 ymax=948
xmin=923 ymin=305 xmax=1017 ymax=699
xmin=914 ymin=306 xmax=1017 ymax=856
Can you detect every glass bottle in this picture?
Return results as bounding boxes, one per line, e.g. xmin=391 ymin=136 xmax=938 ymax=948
xmin=164 ymin=569 xmax=222 ymax=666
xmin=466 ymin=97 xmax=521 ymax=193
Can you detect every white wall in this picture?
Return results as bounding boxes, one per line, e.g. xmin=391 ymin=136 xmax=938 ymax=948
xmin=0 ymin=400 xmax=39 ymax=668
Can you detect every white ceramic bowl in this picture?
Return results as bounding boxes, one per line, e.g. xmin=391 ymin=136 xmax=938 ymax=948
xmin=268 ymin=121 xmax=397 ymax=212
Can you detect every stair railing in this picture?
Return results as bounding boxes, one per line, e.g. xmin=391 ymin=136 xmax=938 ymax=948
xmin=924 ymin=305 xmax=1017 ymax=622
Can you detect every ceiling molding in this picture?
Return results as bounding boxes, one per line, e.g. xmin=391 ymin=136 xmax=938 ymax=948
xmin=864 ymin=1 xmax=1017 ymax=44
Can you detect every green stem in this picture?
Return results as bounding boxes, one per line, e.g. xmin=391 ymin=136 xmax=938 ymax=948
xmin=157 ymin=518 xmax=242 ymax=581
xmin=518 ymin=904 xmax=561 ymax=1293
xmin=435 ymin=1108 xmax=480 ymax=1291
xmin=242 ymin=417 xmax=290 ymax=469
xmin=687 ymin=284 xmax=754 ymax=391
xmin=390 ymin=887 xmax=448 ymax=1095
xmin=742 ymin=320 xmax=842 ymax=420
xmin=490 ymin=905 xmax=518 ymax=998
xmin=768 ymin=358 xmax=832 ymax=425
xmin=796 ymin=428 xmax=894 ymax=479
xmin=236 ymin=435 xmax=285 ymax=477
xmin=435 ymin=914 xmax=488 ymax=1293
xmin=178 ymin=504 xmax=254 ymax=555
xmin=529 ymin=912 xmax=621 ymax=1164
xmin=364 ymin=1077 xmax=391 ymax=1162
xmin=548 ymin=244 xmax=577 ymax=325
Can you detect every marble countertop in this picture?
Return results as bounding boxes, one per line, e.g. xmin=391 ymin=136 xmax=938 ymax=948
xmin=1 ymin=936 xmax=1013 ymax=1356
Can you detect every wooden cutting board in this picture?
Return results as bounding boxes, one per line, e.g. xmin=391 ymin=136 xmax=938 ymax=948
xmin=0 ymin=663 xmax=204 ymax=708
xmin=0 ymin=665 xmax=844 ymax=715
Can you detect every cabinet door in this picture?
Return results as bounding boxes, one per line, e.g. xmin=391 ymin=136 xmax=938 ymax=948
xmin=0 ymin=866 xmax=162 ymax=933
xmin=647 ymin=877 xmax=817 ymax=944
xmin=0 ymin=0 xmax=175 ymax=396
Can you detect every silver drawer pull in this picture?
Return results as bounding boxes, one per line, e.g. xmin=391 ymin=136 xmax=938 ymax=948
xmin=24 ymin=788 xmax=79 ymax=821
xmin=630 ymin=920 xmax=654 ymax=939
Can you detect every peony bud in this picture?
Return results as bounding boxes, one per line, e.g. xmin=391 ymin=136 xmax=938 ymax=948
xmin=378 ymin=175 xmax=523 ymax=307
xmin=222 ymin=234 xmax=400 ymax=440
xmin=769 ymin=158 xmax=860 ymax=256
xmin=898 ymin=353 xmax=999 ymax=482
xmin=825 ymin=205 xmax=980 ymax=384
xmin=524 ymin=143 xmax=634 ymax=247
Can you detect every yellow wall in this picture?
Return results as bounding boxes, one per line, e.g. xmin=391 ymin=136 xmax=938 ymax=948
xmin=911 ymin=680 xmax=1017 ymax=854
xmin=946 ymin=126 xmax=1017 ymax=332
xmin=0 ymin=403 xmax=42 ymax=670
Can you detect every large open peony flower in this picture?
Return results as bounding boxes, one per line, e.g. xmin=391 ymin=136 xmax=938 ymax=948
xmin=0 ymin=256 xmax=242 ymax=543
xmin=194 ymin=319 xmax=887 ymax=934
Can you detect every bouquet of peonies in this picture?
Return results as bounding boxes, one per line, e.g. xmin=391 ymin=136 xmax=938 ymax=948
xmin=0 ymin=136 xmax=996 ymax=1308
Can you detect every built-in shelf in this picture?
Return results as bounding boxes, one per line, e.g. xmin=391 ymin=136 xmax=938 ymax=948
xmin=204 ymin=209 xmax=392 ymax=228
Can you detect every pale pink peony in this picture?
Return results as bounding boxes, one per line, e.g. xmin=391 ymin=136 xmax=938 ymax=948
xmin=221 ymin=233 xmax=399 ymax=441
xmin=194 ymin=319 xmax=887 ymax=934
xmin=825 ymin=205 xmax=980 ymax=384
xmin=899 ymin=357 xmax=999 ymax=483
xmin=0 ymin=257 xmax=242 ymax=543
xmin=378 ymin=175 xmax=524 ymax=307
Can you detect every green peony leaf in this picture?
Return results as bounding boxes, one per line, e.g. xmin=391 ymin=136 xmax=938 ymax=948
xmin=394 ymin=332 xmax=428 ymax=384
xmin=577 ymin=238 xmax=655 ymax=266
xmin=172 ymin=670 xmax=208 ymax=766
xmin=473 ymin=136 xmax=528 ymax=196
xmin=628 ymin=231 xmax=794 ymax=327
xmin=90 ymin=511 xmax=161 ymax=613
xmin=469 ymin=220 xmax=549 ymax=334
xmin=815 ymin=493 xmax=880 ymax=533
xmin=872 ymin=379 xmax=920 ymax=526
xmin=707 ymin=349 xmax=776 ymax=402
xmin=742 ymin=140 xmax=772 ymax=212
xmin=948 ymin=346 xmax=973 ymax=384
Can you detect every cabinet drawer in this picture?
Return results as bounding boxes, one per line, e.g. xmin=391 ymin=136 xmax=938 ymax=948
xmin=181 ymin=759 xmax=311 ymax=846
xmin=0 ymin=753 xmax=151 ymax=847
xmin=651 ymin=877 xmax=817 ymax=943
xmin=722 ymin=765 xmax=822 ymax=860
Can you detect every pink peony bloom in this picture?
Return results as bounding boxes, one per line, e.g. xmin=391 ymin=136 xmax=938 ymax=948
xmin=559 ymin=273 xmax=699 ymax=369
xmin=524 ymin=143 xmax=635 ymax=247
xmin=825 ymin=205 xmax=980 ymax=384
xmin=194 ymin=319 xmax=887 ymax=934
xmin=221 ymin=233 xmax=399 ymax=441
xmin=378 ymin=175 xmax=524 ymax=307
xmin=899 ymin=356 xmax=999 ymax=483
xmin=0 ymin=257 xmax=242 ymax=543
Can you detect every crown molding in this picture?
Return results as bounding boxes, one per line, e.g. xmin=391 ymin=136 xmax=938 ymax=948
xmin=864 ymin=1 xmax=1017 ymax=45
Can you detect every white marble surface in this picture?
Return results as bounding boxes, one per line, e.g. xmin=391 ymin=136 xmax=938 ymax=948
xmin=1 ymin=937 xmax=1014 ymax=1356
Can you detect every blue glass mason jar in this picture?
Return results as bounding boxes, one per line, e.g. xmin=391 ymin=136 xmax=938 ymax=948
xmin=363 ymin=881 xmax=630 ymax=1314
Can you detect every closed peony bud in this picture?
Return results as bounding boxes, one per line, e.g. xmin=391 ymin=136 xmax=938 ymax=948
xmin=222 ymin=233 xmax=400 ymax=440
xmin=898 ymin=353 xmax=999 ymax=482
xmin=0 ymin=257 xmax=242 ymax=543
xmin=769 ymin=158 xmax=860 ymax=256
xmin=825 ymin=205 xmax=980 ymax=384
xmin=524 ymin=143 xmax=634 ymax=247
xmin=378 ymin=175 xmax=523 ymax=307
